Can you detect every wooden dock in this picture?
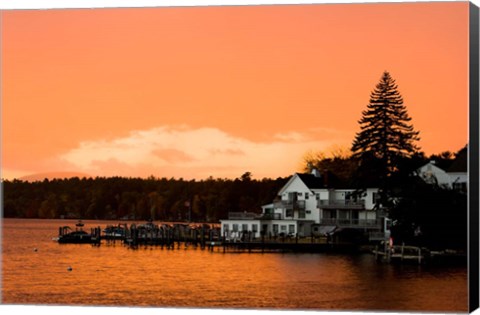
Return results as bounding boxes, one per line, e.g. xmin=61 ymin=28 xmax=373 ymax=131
xmin=373 ymin=244 xmax=425 ymax=264
xmin=56 ymin=221 xmax=364 ymax=253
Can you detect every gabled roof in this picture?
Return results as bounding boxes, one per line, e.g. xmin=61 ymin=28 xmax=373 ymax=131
xmin=278 ymin=170 xmax=360 ymax=195
xmin=417 ymin=161 xmax=448 ymax=174
xmin=278 ymin=173 xmax=309 ymax=195
xmin=278 ymin=172 xmax=328 ymax=196
xmin=296 ymin=173 xmax=326 ymax=189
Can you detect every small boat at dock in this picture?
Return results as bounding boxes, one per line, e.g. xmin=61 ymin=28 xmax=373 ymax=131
xmin=55 ymin=220 xmax=101 ymax=244
xmin=102 ymin=224 xmax=127 ymax=240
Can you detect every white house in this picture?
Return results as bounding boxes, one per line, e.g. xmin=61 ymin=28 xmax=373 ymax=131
xmin=417 ymin=161 xmax=453 ymax=187
xmin=417 ymin=158 xmax=467 ymax=191
xmin=220 ymin=170 xmax=384 ymax=241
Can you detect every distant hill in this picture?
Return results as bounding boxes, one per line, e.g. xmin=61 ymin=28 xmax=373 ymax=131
xmin=18 ymin=172 xmax=91 ymax=182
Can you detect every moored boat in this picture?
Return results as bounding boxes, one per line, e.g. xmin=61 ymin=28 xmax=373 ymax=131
xmin=56 ymin=220 xmax=100 ymax=244
xmin=102 ymin=224 xmax=127 ymax=240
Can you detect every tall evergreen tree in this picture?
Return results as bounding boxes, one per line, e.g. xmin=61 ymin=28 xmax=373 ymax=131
xmin=351 ymin=71 xmax=420 ymax=182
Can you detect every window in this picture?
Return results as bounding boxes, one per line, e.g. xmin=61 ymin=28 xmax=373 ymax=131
xmin=252 ymin=224 xmax=258 ymax=233
xmin=223 ymin=224 xmax=229 ymax=232
xmin=232 ymin=224 xmax=238 ymax=232
xmin=288 ymin=224 xmax=295 ymax=234
xmin=273 ymin=224 xmax=279 ymax=234
xmin=297 ymin=192 xmax=303 ymax=197
xmin=281 ymin=225 xmax=287 ymax=231
xmin=316 ymin=193 xmax=320 ymax=200
xmin=242 ymin=224 xmax=248 ymax=232
xmin=262 ymin=224 xmax=268 ymax=233
xmin=338 ymin=211 xmax=349 ymax=219
xmin=323 ymin=209 xmax=336 ymax=219
xmin=306 ymin=210 xmax=311 ymax=214
xmin=298 ymin=210 xmax=306 ymax=219
xmin=305 ymin=193 xmax=309 ymax=200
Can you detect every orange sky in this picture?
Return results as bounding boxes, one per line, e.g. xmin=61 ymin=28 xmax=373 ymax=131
xmin=1 ymin=2 xmax=470 ymax=180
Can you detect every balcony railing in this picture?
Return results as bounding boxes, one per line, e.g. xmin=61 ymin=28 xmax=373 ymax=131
xmin=318 ymin=199 xmax=365 ymax=209
xmin=258 ymin=213 xmax=282 ymax=220
xmin=320 ymin=218 xmax=380 ymax=229
xmin=227 ymin=212 xmax=260 ymax=220
xmin=274 ymin=200 xmax=306 ymax=210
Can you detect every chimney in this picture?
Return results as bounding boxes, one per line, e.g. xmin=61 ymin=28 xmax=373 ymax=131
xmin=311 ymin=168 xmax=321 ymax=178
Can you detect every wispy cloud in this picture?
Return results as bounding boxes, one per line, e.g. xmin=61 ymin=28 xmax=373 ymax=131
xmin=58 ymin=125 xmax=348 ymax=179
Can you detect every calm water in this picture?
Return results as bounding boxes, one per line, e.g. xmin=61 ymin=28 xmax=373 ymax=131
xmin=1 ymin=219 xmax=468 ymax=312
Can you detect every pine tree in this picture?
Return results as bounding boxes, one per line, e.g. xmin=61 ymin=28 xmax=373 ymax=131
xmin=351 ymin=71 xmax=420 ymax=181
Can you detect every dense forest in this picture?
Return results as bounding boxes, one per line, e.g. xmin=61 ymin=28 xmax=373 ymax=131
xmin=2 ymin=173 xmax=287 ymax=222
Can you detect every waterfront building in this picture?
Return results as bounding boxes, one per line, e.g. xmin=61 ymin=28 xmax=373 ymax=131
xmin=417 ymin=150 xmax=467 ymax=192
xmin=220 ymin=170 xmax=386 ymax=242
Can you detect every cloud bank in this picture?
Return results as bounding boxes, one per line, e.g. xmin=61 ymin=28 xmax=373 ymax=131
xmin=58 ymin=125 xmax=348 ymax=179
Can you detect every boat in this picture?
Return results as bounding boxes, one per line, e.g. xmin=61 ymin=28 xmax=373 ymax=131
xmin=56 ymin=220 xmax=100 ymax=244
xmin=137 ymin=219 xmax=158 ymax=230
xmin=57 ymin=229 xmax=98 ymax=244
xmin=102 ymin=224 xmax=127 ymax=240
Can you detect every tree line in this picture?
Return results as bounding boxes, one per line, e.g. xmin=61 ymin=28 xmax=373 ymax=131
xmin=2 ymin=173 xmax=287 ymax=222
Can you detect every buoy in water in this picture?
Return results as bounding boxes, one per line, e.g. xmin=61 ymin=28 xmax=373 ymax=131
xmin=67 ymin=266 xmax=73 ymax=271
xmin=33 ymin=248 xmax=38 ymax=252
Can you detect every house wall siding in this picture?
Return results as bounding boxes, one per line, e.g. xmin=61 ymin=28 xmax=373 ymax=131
xmin=280 ymin=175 xmax=310 ymax=198
xmin=418 ymin=163 xmax=452 ymax=187
xmin=365 ymin=188 xmax=379 ymax=210
xmin=220 ymin=220 xmax=261 ymax=238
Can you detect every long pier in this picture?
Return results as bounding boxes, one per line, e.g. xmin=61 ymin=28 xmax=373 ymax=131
xmin=56 ymin=222 xmax=467 ymax=262
xmin=57 ymin=221 xmax=361 ymax=253
xmin=103 ymin=222 xmax=218 ymax=250
xmin=118 ymin=224 xmax=358 ymax=253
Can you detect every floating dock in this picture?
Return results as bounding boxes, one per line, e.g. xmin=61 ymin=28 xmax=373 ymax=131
xmin=373 ymin=244 xmax=425 ymax=264
xmin=372 ymin=244 xmax=467 ymax=265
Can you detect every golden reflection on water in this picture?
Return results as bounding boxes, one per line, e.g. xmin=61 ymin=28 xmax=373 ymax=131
xmin=1 ymin=219 xmax=468 ymax=311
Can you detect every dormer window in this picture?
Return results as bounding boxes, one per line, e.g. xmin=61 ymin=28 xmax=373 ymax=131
xmin=297 ymin=192 xmax=303 ymax=197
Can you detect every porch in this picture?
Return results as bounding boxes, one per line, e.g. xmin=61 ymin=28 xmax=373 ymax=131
xmin=319 ymin=218 xmax=381 ymax=229
xmin=274 ymin=200 xmax=306 ymax=210
xmin=318 ymin=199 xmax=365 ymax=209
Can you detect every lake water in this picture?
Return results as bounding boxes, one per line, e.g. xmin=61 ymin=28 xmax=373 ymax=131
xmin=1 ymin=219 xmax=468 ymax=312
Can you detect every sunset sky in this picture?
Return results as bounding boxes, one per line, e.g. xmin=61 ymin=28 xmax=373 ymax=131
xmin=1 ymin=1 xmax=470 ymax=180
